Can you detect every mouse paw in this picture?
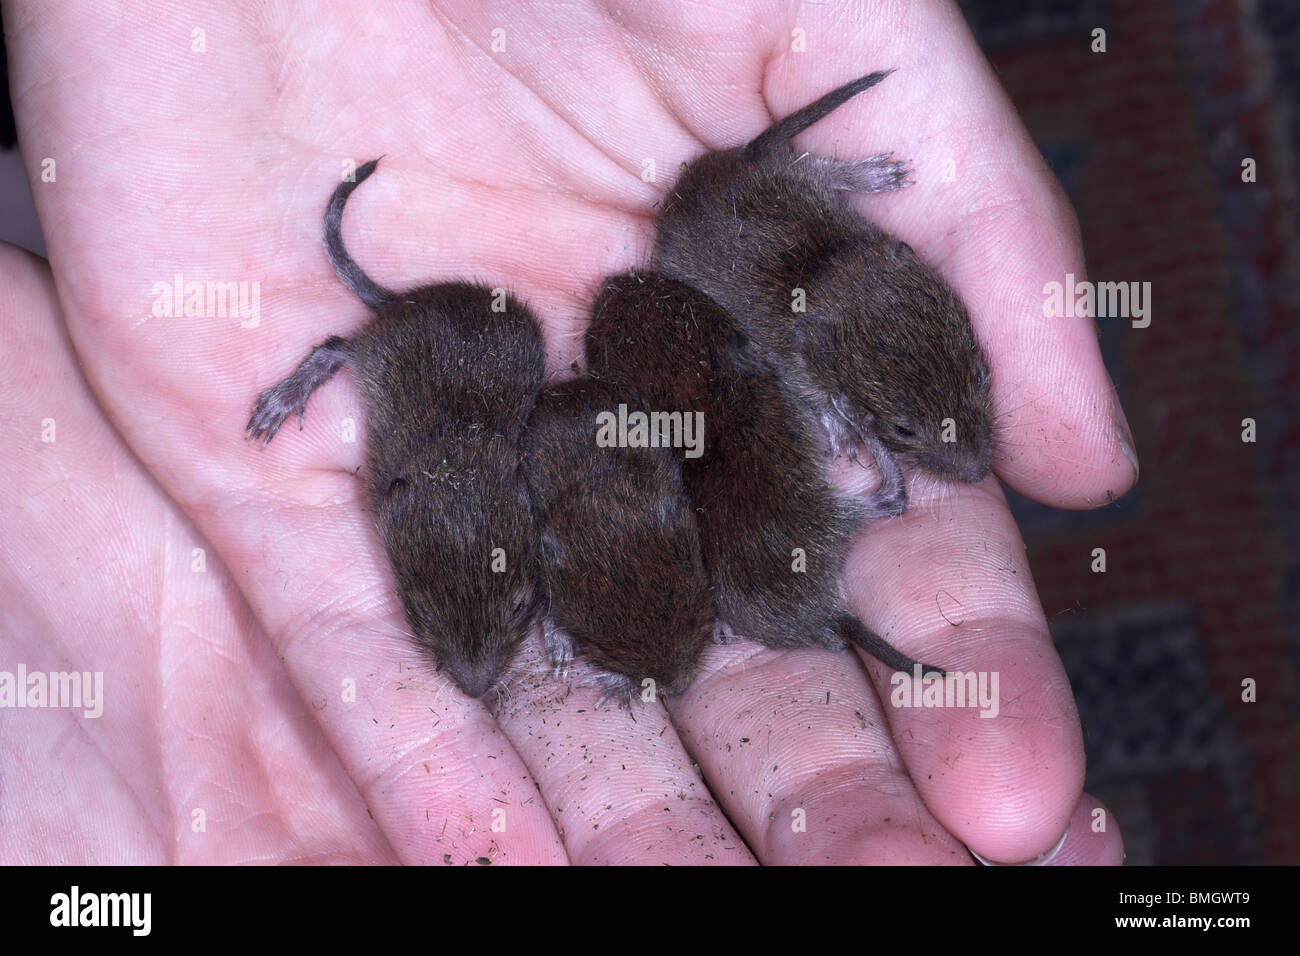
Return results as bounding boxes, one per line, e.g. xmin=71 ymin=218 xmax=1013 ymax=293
xmin=585 ymin=672 xmax=637 ymax=710
xmin=712 ymin=620 xmax=740 ymax=645
xmin=542 ymin=619 xmax=577 ymax=680
xmin=822 ymin=396 xmax=869 ymax=460
xmin=864 ymin=480 xmax=907 ymax=519
xmin=858 ymin=424 xmax=908 ymax=519
xmin=818 ymin=408 xmax=862 ymax=460
xmin=246 ymin=381 xmax=309 ymax=445
xmin=813 ymin=153 xmax=913 ymax=193
xmin=246 ymin=336 xmax=352 ymax=445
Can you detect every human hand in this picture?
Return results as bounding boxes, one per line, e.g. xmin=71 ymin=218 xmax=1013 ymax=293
xmin=6 ymin=0 xmax=1131 ymax=863
xmin=0 ymin=244 xmax=402 ymax=863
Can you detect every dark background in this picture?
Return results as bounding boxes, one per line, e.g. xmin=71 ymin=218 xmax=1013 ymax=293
xmin=2 ymin=1 xmax=1295 ymax=864
xmin=954 ymin=0 xmax=1298 ymax=865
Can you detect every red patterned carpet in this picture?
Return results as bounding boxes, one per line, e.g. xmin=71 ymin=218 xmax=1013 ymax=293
xmin=960 ymin=0 xmax=1298 ymax=864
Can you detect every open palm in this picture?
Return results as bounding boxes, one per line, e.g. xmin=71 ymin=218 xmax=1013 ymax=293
xmin=5 ymin=0 xmax=1132 ymax=863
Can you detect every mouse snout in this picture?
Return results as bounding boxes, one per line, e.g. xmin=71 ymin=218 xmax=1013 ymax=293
xmin=953 ymin=441 xmax=993 ymax=483
xmin=954 ymin=457 xmax=991 ymax=484
xmin=924 ymin=411 xmax=994 ymax=484
xmin=910 ymin=431 xmax=992 ymax=485
xmin=928 ymin=445 xmax=992 ymax=485
xmin=444 ymin=658 xmax=501 ymax=699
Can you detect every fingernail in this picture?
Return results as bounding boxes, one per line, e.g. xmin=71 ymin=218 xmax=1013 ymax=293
xmin=1114 ymin=413 xmax=1139 ymax=480
xmin=969 ymin=825 xmax=1070 ymax=866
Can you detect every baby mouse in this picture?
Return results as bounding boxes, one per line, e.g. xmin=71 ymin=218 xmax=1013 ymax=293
xmin=655 ymin=69 xmax=995 ymax=497
xmin=520 ymin=377 xmax=714 ymax=705
xmin=586 ymin=271 xmax=943 ymax=676
xmin=246 ymin=158 xmax=546 ymax=699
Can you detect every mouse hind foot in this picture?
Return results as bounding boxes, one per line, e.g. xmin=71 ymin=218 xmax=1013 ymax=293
xmin=584 ymin=671 xmax=640 ymax=710
xmin=247 ymin=335 xmax=353 ymax=444
xmin=812 ymin=153 xmax=912 ymax=194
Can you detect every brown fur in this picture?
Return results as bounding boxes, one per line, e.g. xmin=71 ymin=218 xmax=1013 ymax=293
xmin=521 ymin=378 xmax=713 ymax=701
xmin=586 ymin=272 xmax=943 ymax=674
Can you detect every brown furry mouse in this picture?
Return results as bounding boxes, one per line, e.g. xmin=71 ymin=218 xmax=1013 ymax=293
xmin=586 ymin=271 xmax=943 ymax=675
xmin=655 ymin=70 xmax=994 ymax=501
xmin=246 ymin=158 xmax=545 ymax=699
xmin=520 ymin=377 xmax=714 ymax=705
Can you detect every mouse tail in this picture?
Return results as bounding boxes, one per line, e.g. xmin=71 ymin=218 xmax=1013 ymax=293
xmin=744 ymin=69 xmax=896 ymax=160
xmin=835 ymin=614 xmax=944 ymax=677
xmin=323 ymin=157 xmax=393 ymax=311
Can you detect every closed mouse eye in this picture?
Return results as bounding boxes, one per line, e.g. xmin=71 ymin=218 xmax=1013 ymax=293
xmin=507 ymin=588 xmax=532 ymax=623
xmin=891 ymin=421 xmax=918 ymax=440
xmin=974 ymin=364 xmax=991 ymax=395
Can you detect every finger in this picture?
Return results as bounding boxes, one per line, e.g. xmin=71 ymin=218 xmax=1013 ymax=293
xmin=668 ymin=641 xmax=971 ymax=865
xmin=487 ymin=638 xmax=755 ymax=864
xmin=842 ymin=468 xmax=1086 ymax=866
xmin=1045 ymin=792 xmax=1124 ymax=866
xmin=970 ymin=791 xmax=1124 ymax=866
